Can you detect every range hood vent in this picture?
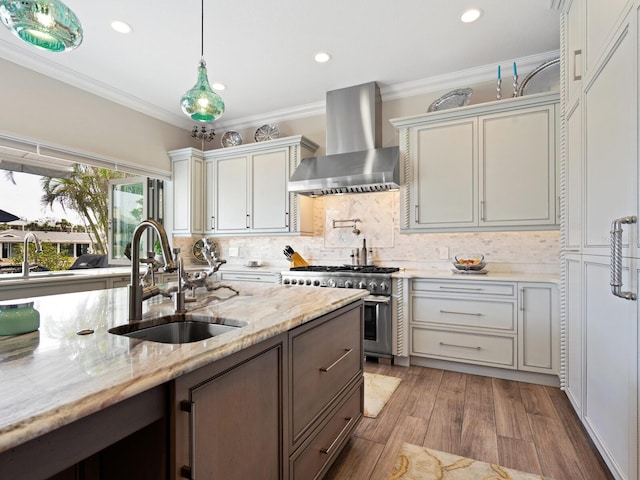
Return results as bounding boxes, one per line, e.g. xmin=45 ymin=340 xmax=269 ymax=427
xmin=288 ymin=82 xmax=399 ymax=196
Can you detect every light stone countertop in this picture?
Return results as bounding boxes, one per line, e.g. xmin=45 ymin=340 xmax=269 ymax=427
xmin=0 ymin=283 xmax=367 ymax=454
xmin=393 ymin=269 xmax=559 ymax=284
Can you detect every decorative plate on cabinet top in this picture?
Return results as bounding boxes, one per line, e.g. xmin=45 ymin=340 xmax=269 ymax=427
xmin=192 ymin=239 xmax=207 ymax=263
xmin=254 ymin=124 xmax=279 ymax=142
xmin=516 ymin=58 xmax=560 ymax=97
xmin=221 ymin=130 xmax=243 ymax=148
xmin=427 ymin=88 xmax=473 ymax=112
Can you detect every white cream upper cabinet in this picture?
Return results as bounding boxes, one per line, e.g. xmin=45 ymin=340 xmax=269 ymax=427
xmin=392 ymin=93 xmax=559 ymax=233
xmin=251 ymin=148 xmax=289 ymax=231
xmin=215 ymin=154 xmax=249 ymax=233
xmin=409 ymin=118 xmax=477 ymax=229
xmin=169 ymin=148 xmax=204 ymax=236
xmin=566 ymin=0 xmax=584 ymax=109
xmin=479 ymin=105 xmax=556 ymax=227
xmin=564 ymin=101 xmax=583 ymax=251
xmin=583 ymin=15 xmax=637 ymax=256
xmin=203 ymin=135 xmax=318 ymax=236
xmin=585 ymin=0 xmax=632 ymax=72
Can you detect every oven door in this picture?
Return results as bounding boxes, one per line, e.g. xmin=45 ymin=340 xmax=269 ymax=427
xmin=363 ymin=295 xmax=392 ymax=357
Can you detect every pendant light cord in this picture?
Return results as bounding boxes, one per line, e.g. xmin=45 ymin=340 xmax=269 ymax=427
xmin=200 ymin=0 xmax=204 ymax=58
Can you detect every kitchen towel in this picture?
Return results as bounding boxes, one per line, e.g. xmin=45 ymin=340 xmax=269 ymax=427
xmin=364 ymin=372 xmax=402 ymax=418
xmin=389 ymin=443 xmax=554 ymax=480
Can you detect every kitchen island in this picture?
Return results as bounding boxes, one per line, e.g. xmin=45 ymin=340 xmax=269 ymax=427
xmin=0 ymin=282 xmax=367 ymax=479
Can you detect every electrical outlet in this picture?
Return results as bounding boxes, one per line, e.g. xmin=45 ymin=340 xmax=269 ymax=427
xmin=438 ymin=247 xmax=449 ymax=260
xmin=229 ymin=247 xmax=239 ymax=257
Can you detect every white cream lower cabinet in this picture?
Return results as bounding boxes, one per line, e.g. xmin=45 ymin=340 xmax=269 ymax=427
xmin=409 ymin=278 xmax=558 ymax=376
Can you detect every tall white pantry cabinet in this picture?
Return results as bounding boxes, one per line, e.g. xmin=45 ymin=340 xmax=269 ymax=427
xmin=561 ymin=1 xmax=639 ymax=480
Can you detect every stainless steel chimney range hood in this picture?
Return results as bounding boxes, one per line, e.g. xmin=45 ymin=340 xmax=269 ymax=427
xmin=288 ymin=82 xmax=399 ymax=196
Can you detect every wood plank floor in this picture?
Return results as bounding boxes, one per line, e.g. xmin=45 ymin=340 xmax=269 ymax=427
xmin=323 ymin=361 xmax=614 ymax=480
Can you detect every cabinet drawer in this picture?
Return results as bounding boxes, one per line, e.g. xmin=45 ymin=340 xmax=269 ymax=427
xmin=411 ymin=296 xmax=516 ymax=331
xmin=291 ymin=380 xmax=363 ymax=480
xmin=412 ymin=279 xmax=515 ymax=296
xmin=412 ymin=327 xmax=515 ymax=368
xmin=290 ymin=304 xmax=363 ymax=445
xmin=219 ymin=271 xmax=277 ymax=283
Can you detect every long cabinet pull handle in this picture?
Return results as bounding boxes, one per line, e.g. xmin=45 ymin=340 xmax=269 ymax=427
xmin=439 ymin=342 xmax=481 ymax=351
xmin=573 ymin=49 xmax=582 ymax=81
xmin=439 ymin=286 xmax=483 ymax=291
xmin=246 ymin=214 xmax=250 ymax=229
xmin=320 ymin=416 xmax=354 ymax=455
xmin=439 ymin=309 xmax=483 ymax=317
xmin=520 ymin=288 xmax=525 ymax=311
xmin=319 ymin=348 xmax=353 ymax=372
xmin=415 ymin=205 xmax=419 ymax=222
xmin=480 ymin=200 xmax=485 ymax=221
xmin=211 ymin=216 xmax=215 ymax=230
xmin=610 ymin=216 xmax=637 ymax=300
xmin=285 ymin=211 xmax=289 ymax=228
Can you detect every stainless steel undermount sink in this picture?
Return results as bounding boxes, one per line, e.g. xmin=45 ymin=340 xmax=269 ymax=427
xmin=109 ymin=314 xmax=247 ymax=344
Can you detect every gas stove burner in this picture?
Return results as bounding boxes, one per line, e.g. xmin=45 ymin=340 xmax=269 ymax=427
xmin=290 ymin=265 xmax=399 ymax=274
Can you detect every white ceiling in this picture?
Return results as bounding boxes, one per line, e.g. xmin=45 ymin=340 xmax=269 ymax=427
xmin=0 ymin=0 xmax=561 ymax=131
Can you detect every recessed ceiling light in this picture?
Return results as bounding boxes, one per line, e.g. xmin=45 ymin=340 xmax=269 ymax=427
xmin=460 ymin=8 xmax=483 ymax=23
xmin=211 ymin=83 xmax=226 ymax=91
xmin=314 ymin=52 xmax=332 ymax=63
xmin=111 ymin=20 xmax=133 ymax=34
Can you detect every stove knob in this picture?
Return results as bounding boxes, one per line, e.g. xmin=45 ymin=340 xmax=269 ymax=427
xmin=299 ymin=279 xmax=306 ymax=286
xmin=291 ymin=279 xmax=297 ymax=285
xmin=283 ymin=278 xmax=290 ymax=285
xmin=328 ymin=279 xmax=337 ymax=288
xmin=345 ymin=280 xmax=353 ymax=289
xmin=357 ymin=281 xmax=367 ymax=289
xmin=313 ymin=280 xmax=320 ymax=286
xmin=368 ymin=281 xmax=378 ymax=292
xmin=305 ymin=279 xmax=312 ymax=286
xmin=380 ymin=282 xmax=388 ymax=292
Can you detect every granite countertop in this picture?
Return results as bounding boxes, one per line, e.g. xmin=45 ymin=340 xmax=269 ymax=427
xmin=393 ymin=269 xmax=559 ymax=284
xmin=0 ymin=283 xmax=367 ymax=454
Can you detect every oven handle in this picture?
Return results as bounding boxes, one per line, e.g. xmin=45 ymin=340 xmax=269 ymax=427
xmin=364 ymin=295 xmax=391 ymax=305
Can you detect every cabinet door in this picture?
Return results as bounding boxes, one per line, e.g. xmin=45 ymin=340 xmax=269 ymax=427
xmin=564 ymin=254 xmax=583 ymax=413
xmin=215 ymin=155 xmax=249 ymax=232
xmin=517 ymin=283 xmax=559 ymax=374
xmin=479 ymin=105 xmax=556 ymax=227
xmin=251 ymin=148 xmax=289 ymax=232
xmin=182 ymin=341 xmax=285 ymax=480
xmin=585 ymin=0 xmax=631 ymax=70
xmin=204 ymin=159 xmax=216 ymax=233
xmin=410 ymin=119 xmax=477 ymax=229
xmin=582 ymin=255 xmax=637 ymax=480
xmin=565 ymin=0 xmax=584 ymax=108
xmin=564 ymin=101 xmax=583 ymax=250
xmin=583 ymin=17 xmax=637 ymax=255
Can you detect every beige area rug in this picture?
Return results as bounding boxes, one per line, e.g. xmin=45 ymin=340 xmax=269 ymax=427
xmin=363 ymin=372 xmax=402 ymax=418
xmin=389 ymin=443 xmax=552 ymax=480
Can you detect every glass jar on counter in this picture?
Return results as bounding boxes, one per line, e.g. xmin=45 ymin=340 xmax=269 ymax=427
xmin=0 ymin=301 xmax=40 ymax=336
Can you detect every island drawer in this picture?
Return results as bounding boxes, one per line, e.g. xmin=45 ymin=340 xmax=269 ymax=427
xmin=289 ymin=302 xmax=363 ymax=446
xmin=411 ymin=296 xmax=516 ymax=332
xmin=411 ymin=327 xmax=515 ymax=368
xmin=412 ymin=279 xmax=515 ymax=296
xmin=290 ymin=379 xmax=363 ymax=480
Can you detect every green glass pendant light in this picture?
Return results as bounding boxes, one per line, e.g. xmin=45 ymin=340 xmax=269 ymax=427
xmin=0 ymin=0 xmax=82 ymax=52
xmin=180 ymin=0 xmax=225 ymax=122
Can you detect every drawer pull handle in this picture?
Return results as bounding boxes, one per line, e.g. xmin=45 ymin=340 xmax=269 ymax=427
xmin=320 ymin=348 xmax=353 ymax=372
xmin=439 ymin=309 xmax=483 ymax=317
xmin=320 ymin=416 xmax=354 ymax=455
xmin=439 ymin=341 xmax=481 ymax=351
xmin=439 ymin=286 xmax=483 ymax=291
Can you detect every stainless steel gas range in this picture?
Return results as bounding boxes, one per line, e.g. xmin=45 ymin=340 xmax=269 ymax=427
xmin=281 ymin=265 xmax=399 ymax=362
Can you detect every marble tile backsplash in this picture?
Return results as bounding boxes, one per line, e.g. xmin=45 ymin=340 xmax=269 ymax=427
xmin=174 ymin=192 xmax=560 ymax=274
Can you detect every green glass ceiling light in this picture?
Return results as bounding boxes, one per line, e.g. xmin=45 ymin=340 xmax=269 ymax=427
xmin=180 ymin=0 xmax=224 ymax=122
xmin=0 ymin=0 xmax=82 ymax=52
